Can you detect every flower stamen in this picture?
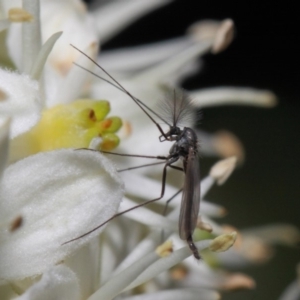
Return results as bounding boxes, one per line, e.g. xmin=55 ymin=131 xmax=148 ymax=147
xmin=10 ymin=99 xmax=122 ymax=160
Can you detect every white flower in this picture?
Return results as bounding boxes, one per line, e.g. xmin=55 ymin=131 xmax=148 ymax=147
xmin=0 ymin=1 xmax=297 ymax=300
xmin=0 ymin=0 xmax=124 ymax=297
xmin=88 ymin=21 xmax=276 ymax=166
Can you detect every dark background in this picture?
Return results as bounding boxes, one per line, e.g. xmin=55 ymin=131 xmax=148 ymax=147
xmin=88 ymin=1 xmax=299 ymax=299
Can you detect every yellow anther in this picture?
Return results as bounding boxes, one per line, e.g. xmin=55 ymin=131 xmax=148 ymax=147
xmin=155 ymin=240 xmax=173 ymax=257
xmin=71 ymin=99 xmax=110 ymax=121
xmin=11 ymin=99 xmax=122 ymax=158
xmin=100 ymin=133 xmax=120 ymax=151
xmin=209 ymin=232 xmax=237 ymax=253
xmin=9 ymin=8 xmax=33 ymax=22
xmin=96 ymin=117 xmax=123 ymax=134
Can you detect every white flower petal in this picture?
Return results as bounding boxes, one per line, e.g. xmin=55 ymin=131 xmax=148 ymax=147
xmin=120 ymin=288 xmax=220 ymax=300
xmin=92 ymin=0 xmax=173 ymax=43
xmin=129 ymin=19 xmax=234 ymax=86
xmin=0 ymin=68 xmax=42 ymax=138
xmin=40 ymin=0 xmax=98 ymax=74
xmin=99 ymin=220 xmax=139 ymax=283
xmin=30 ymin=31 xmax=63 ymax=80
xmin=112 ymin=231 xmax=161 ymax=276
xmin=6 ymin=0 xmax=98 ymax=82
xmin=123 ymin=240 xmax=212 ymax=292
xmin=122 ymin=172 xmax=179 ymax=204
xmin=119 ymin=197 xmax=177 ymax=231
xmin=0 ymin=149 xmax=123 ymax=280
xmin=182 ymin=258 xmax=255 ymax=291
xmin=200 ymin=176 xmax=215 ymax=198
xmin=134 ymin=43 xmax=211 ymax=85
xmin=122 ymin=171 xmax=219 ymax=217
xmin=0 ymin=118 xmax=10 ymax=178
xmin=89 ymin=250 xmax=160 ymax=300
xmin=99 ymin=37 xmax=194 ymax=74
xmin=191 ymin=87 xmax=277 ymax=108
xmin=15 ymin=265 xmax=80 ymax=300
xmin=22 ymin=0 xmax=42 ymax=74
xmin=197 ymin=129 xmax=245 ymax=163
xmin=0 ymin=0 xmax=21 ymax=14
xmin=4 ymin=0 xmax=23 ymax=69
xmin=209 ymin=157 xmax=237 ymax=185
xmin=215 ymin=248 xmax=249 ymax=268
xmin=52 ymin=43 xmax=98 ymax=106
xmin=211 ymin=19 xmax=235 ymax=54
xmin=242 ymin=224 xmax=300 ymax=246
xmin=65 ymin=241 xmax=100 ymax=299
xmin=201 ymin=200 xmax=226 ymax=217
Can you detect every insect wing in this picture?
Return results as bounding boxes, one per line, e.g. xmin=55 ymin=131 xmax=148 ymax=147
xmin=158 ymin=88 xmax=194 ymax=128
xmin=178 ymin=147 xmax=201 ymax=240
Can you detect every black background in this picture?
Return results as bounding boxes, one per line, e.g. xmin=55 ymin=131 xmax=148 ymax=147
xmin=88 ymin=1 xmax=299 ymax=299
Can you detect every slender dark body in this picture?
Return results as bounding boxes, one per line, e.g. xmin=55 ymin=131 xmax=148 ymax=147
xmin=165 ymin=127 xmax=201 ymax=259
xmin=64 ymin=45 xmax=202 ymax=260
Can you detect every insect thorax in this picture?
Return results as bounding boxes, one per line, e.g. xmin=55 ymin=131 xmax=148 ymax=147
xmin=169 ymin=127 xmax=198 ymax=158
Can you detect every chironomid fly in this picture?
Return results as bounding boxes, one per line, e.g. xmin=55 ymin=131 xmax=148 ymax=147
xmin=63 ymin=45 xmax=201 ymax=260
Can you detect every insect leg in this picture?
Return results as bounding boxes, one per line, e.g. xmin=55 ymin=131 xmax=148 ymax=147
xmin=159 ymin=163 xmax=183 ymax=243
xmin=187 ymin=235 xmax=201 ymax=260
xmin=75 ymin=148 xmax=168 ymax=160
xmin=160 ymin=188 xmax=183 ymax=243
xmin=62 ymin=159 xmax=176 ymax=245
xmin=118 ymin=161 xmax=166 ymax=172
xmin=162 ymin=165 xmax=184 ymax=216
xmin=162 ymin=188 xmax=183 ymax=216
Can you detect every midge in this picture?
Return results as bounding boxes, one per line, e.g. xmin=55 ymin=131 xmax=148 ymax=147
xmin=64 ymin=45 xmax=201 ymax=260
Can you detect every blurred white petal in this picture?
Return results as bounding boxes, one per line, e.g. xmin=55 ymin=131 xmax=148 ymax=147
xmin=242 ymin=224 xmax=300 ymax=246
xmin=30 ymin=31 xmax=63 ymax=80
xmin=120 ymin=288 xmax=220 ymax=300
xmin=15 ymin=265 xmax=80 ymax=300
xmin=197 ymin=130 xmax=245 ymax=164
xmin=191 ymin=87 xmax=277 ymax=108
xmin=123 ymin=240 xmax=211 ymax=292
xmin=209 ymin=157 xmax=237 ymax=185
xmin=99 ymin=37 xmax=195 ymax=74
xmin=0 ymin=118 xmax=10 ymax=178
xmin=211 ymin=19 xmax=235 ymax=54
xmin=92 ymin=0 xmax=173 ymax=43
xmin=65 ymin=241 xmax=101 ymax=299
xmin=89 ymin=249 xmax=160 ymax=300
xmin=133 ymin=43 xmax=211 ymax=85
xmin=122 ymin=172 xmax=178 ymax=203
xmin=119 ymin=197 xmax=177 ymax=231
xmin=112 ymin=231 xmax=161 ymax=276
xmin=201 ymin=200 xmax=226 ymax=217
xmin=22 ymin=0 xmax=42 ymax=74
xmin=52 ymin=43 xmax=98 ymax=106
